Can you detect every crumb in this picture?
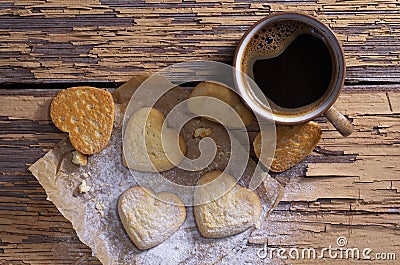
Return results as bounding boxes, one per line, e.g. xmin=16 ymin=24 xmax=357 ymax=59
xmin=193 ymin=127 xmax=212 ymax=138
xmin=95 ymin=201 xmax=105 ymax=217
xmin=72 ymin=150 xmax=88 ymax=166
xmin=82 ymin=172 xmax=90 ymax=179
xmin=254 ymin=221 xmax=261 ymax=229
xmin=119 ymin=182 xmax=124 ymax=186
xmin=78 ymin=180 xmax=91 ymax=193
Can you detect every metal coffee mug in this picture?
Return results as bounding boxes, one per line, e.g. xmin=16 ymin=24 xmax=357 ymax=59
xmin=233 ymin=12 xmax=353 ymax=136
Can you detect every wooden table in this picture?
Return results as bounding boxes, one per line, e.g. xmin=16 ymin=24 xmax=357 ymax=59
xmin=1 ymin=1 xmax=399 ymax=264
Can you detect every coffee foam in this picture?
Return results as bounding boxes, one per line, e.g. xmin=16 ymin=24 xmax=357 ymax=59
xmin=242 ymin=20 xmax=321 ymax=77
xmin=241 ymin=19 xmax=333 ymax=117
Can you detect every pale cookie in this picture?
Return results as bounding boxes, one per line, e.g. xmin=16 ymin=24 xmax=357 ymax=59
xmin=194 ymin=171 xmax=262 ymax=238
xmin=50 ymin=86 xmax=114 ymax=155
xmin=123 ymin=107 xmax=186 ymax=172
xmin=187 ymin=81 xmax=254 ymax=128
xmin=118 ymin=186 xmax=186 ymax=250
xmin=254 ymin=121 xmax=322 ymax=172
xmin=112 ymin=76 xmax=148 ymax=104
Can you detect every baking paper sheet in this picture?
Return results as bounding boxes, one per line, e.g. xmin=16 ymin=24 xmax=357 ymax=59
xmin=29 ymin=76 xmax=284 ymax=264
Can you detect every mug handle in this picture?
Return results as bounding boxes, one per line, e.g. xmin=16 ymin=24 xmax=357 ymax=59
xmin=324 ymin=107 xmax=354 ymax=137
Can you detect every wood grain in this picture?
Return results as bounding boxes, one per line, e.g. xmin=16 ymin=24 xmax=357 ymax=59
xmin=0 ymin=88 xmax=399 ymax=264
xmin=1 ymin=0 xmax=400 ymax=263
xmin=1 ymin=0 xmax=400 ymax=84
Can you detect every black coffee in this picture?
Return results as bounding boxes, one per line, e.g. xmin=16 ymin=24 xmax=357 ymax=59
xmin=253 ymin=34 xmax=332 ymax=108
xmin=241 ymin=20 xmax=334 ymax=110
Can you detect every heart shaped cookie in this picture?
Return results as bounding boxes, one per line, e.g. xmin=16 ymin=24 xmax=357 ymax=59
xmin=187 ymin=81 xmax=254 ymax=128
xmin=123 ymin=107 xmax=187 ymax=172
xmin=118 ymin=186 xmax=186 ymax=250
xmin=50 ymin=86 xmax=114 ymax=155
xmin=254 ymin=121 xmax=322 ymax=172
xmin=194 ymin=171 xmax=262 ymax=238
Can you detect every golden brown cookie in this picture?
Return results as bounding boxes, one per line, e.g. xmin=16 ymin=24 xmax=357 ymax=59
xmin=123 ymin=107 xmax=187 ymax=172
xmin=50 ymin=86 xmax=114 ymax=155
xmin=254 ymin=121 xmax=322 ymax=172
xmin=187 ymin=81 xmax=254 ymax=128
xmin=118 ymin=186 xmax=186 ymax=250
xmin=194 ymin=171 xmax=262 ymax=238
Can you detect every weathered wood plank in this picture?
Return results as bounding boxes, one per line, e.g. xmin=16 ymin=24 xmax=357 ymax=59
xmin=1 ymin=1 xmax=400 ymax=83
xmin=0 ymin=88 xmax=399 ymax=264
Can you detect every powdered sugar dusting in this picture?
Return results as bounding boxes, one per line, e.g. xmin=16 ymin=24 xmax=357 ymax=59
xmin=30 ymin=92 xmax=285 ymax=264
